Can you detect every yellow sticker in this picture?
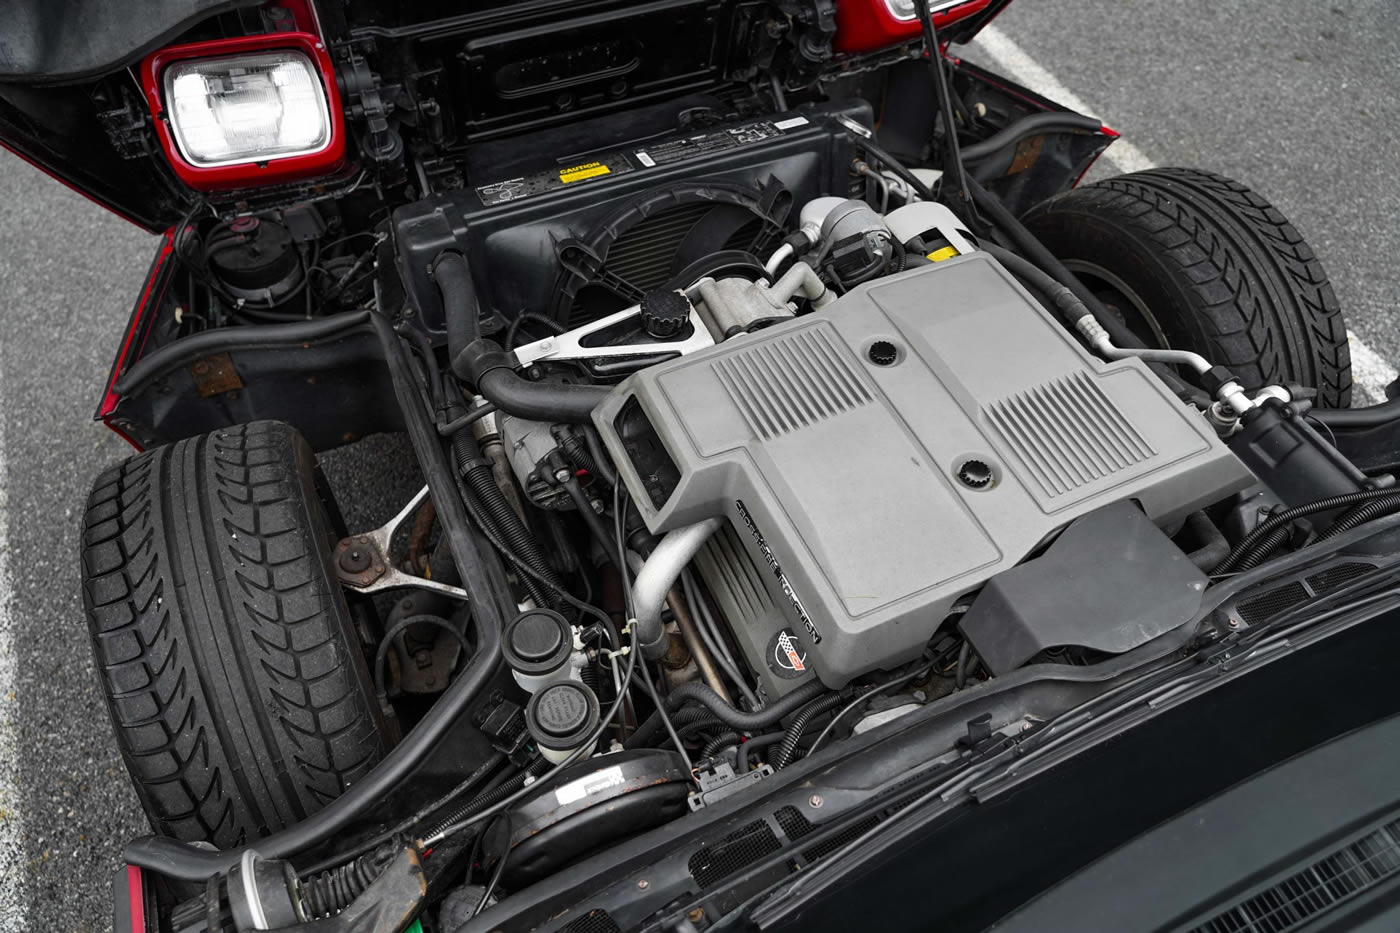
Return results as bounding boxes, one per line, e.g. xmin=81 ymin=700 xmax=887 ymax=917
xmin=559 ymin=161 xmax=611 ymax=183
xmin=927 ymin=246 xmax=961 ymax=262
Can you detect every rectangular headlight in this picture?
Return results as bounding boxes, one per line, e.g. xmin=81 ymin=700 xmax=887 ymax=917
xmin=164 ymin=50 xmax=331 ymax=168
xmin=884 ymin=0 xmax=973 ymax=21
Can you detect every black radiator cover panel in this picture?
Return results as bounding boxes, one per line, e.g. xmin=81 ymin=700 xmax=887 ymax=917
xmin=391 ymin=98 xmax=872 ymax=339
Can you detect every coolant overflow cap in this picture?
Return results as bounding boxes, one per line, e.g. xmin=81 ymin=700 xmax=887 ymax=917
xmin=528 ymin=683 xmax=600 ymax=749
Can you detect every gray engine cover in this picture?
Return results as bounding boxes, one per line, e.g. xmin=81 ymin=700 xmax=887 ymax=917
xmin=595 ymin=253 xmax=1254 ymax=687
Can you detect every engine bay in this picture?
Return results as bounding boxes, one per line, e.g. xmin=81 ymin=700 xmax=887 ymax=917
xmin=67 ymin=4 xmax=1400 ymax=930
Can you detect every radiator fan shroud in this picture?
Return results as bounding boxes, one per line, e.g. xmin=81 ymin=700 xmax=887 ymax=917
xmin=549 ymin=180 xmax=792 ymax=329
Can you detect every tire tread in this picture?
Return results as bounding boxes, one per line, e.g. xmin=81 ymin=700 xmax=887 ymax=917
xmin=81 ymin=421 xmax=384 ymax=847
xmin=1023 ymin=167 xmax=1351 ymax=406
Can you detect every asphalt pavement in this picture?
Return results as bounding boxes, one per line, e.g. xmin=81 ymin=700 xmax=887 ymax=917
xmin=1 ymin=2 xmax=1398 ymax=929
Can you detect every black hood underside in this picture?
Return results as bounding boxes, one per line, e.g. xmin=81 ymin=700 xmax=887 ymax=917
xmin=0 ymin=0 xmax=260 ymax=82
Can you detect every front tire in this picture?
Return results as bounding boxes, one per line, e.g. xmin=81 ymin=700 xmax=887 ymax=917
xmin=81 ymin=421 xmax=388 ymax=848
xmin=1022 ymin=167 xmax=1352 ymax=407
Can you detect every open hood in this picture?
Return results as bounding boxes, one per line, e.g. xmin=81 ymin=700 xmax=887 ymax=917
xmin=0 ymin=0 xmax=1012 ymax=231
xmin=0 ymin=0 xmax=260 ymax=82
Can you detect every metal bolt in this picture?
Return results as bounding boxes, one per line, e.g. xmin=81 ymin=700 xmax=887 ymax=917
xmin=539 ymin=338 xmax=554 ymax=351
xmin=808 ymin=794 xmax=823 ymax=809
xmin=688 ymin=908 xmax=706 ymax=923
xmin=636 ymin=879 xmax=650 ymax=890
xmin=554 ymin=468 xmax=572 ymax=484
xmin=1228 ymin=618 xmax=1240 ymax=629
xmin=339 ymin=547 xmax=372 ymax=573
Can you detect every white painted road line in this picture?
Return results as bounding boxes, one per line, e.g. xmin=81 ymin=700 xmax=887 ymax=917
xmin=972 ymin=25 xmax=1394 ymax=406
xmin=0 ymin=356 xmax=26 ymax=931
xmin=1348 ymin=332 xmax=1399 ymax=407
xmin=972 ymin=26 xmax=1157 ymax=176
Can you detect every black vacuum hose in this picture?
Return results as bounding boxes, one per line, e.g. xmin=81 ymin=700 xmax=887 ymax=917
xmin=1213 ymin=488 xmax=1400 ymax=574
xmin=700 ymin=732 xmax=742 ymax=758
xmin=629 ymin=680 xmax=829 ymax=744
xmin=959 ymin=112 xmax=1105 ymax=163
xmin=1309 ymin=397 xmax=1400 ymax=428
xmin=451 ymin=428 xmax=559 ymax=608
xmin=771 ymin=691 xmax=850 ymax=770
xmin=623 ymin=706 xmax=723 ymax=750
xmin=123 ymin=312 xmax=515 ymax=881
xmin=735 ymin=733 xmax=786 ymax=772
xmin=1319 ymin=494 xmax=1400 ymax=541
xmin=113 ymin=310 xmax=371 ymax=396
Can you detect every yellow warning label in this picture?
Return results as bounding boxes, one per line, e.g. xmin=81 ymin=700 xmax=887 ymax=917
xmin=927 ymin=246 xmax=961 ymax=262
xmin=559 ymin=161 xmax=611 ymax=183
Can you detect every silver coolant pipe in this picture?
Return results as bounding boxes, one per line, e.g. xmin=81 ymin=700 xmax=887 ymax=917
xmin=630 ymin=518 xmax=724 ymax=659
xmin=769 ymin=261 xmax=835 ymax=309
xmin=1075 ymin=315 xmax=1257 ymax=416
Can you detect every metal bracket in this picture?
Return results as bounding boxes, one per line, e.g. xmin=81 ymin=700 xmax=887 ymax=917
xmin=688 ymin=761 xmax=773 ymax=810
xmin=332 ymin=486 xmax=468 ymax=600
xmin=511 ymin=300 xmax=715 ymax=368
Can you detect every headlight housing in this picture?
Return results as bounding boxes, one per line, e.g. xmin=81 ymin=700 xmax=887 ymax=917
xmin=141 ymin=33 xmax=345 ymax=190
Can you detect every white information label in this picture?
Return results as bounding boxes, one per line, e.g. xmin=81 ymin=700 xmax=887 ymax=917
xmin=773 ymin=116 xmax=810 ymax=130
xmin=555 ymin=765 xmax=626 ymax=806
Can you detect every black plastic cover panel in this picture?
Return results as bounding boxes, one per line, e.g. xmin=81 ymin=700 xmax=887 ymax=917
xmin=0 ymin=0 xmax=255 ymax=80
xmin=959 ymin=501 xmax=1208 ymax=674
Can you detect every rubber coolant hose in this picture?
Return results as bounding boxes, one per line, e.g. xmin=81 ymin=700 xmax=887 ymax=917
xmin=1310 ymin=397 xmax=1400 ymax=428
xmin=123 ymin=312 xmax=515 ymax=881
xmin=475 ymin=368 xmax=610 ymax=424
xmin=432 ymin=252 xmax=482 ymax=380
xmin=736 ymin=733 xmax=786 ymax=772
xmin=433 ymin=251 xmax=609 ymax=423
xmin=113 ymin=310 xmax=372 ymax=396
xmin=628 ymin=680 xmax=830 ymax=746
xmin=959 ymin=112 xmax=1105 ymax=163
